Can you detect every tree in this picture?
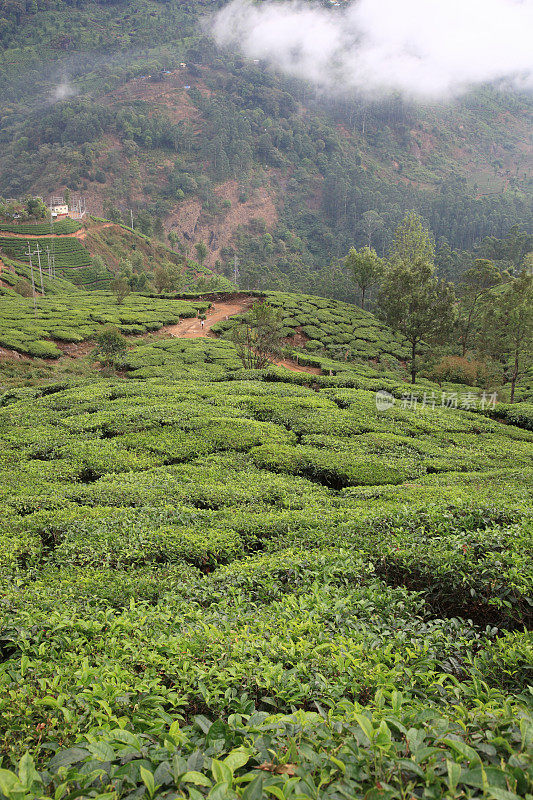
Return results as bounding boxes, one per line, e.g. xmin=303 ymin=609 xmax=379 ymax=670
xmin=153 ymin=265 xmax=173 ymax=294
xmin=390 ymin=211 xmax=436 ymax=266
xmin=344 ymin=246 xmax=383 ymax=309
xmin=168 ymin=231 xmax=179 ymax=251
xmin=360 ymin=210 xmax=385 ymax=247
xmin=25 ymin=197 xmax=48 ymax=220
xmin=110 ymin=276 xmax=131 ymax=305
xmin=195 ymin=241 xmax=208 ymax=265
xmin=456 ymin=259 xmax=502 ymax=356
xmin=92 ymin=255 xmax=108 ymax=282
xmin=479 ymin=272 xmax=533 ymax=403
xmin=93 ymin=326 xmax=127 ymax=370
xmin=379 ymin=214 xmax=455 ymax=383
xmin=103 ymin=202 xmax=123 ymax=223
xmin=231 ymin=301 xmax=284 ymax=369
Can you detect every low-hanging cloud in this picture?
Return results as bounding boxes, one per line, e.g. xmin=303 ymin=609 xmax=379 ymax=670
xmin=209 ymin=0 xmax=533 ymax=99
xmin=53 ymin=82 xmax=75 ymax=101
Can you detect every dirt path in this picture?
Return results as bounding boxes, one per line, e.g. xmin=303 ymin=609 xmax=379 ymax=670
xmin=162 ymin=298 xmax=321 ymax=375
xmin=271 ymin=357 xmax=321 ymax=375
xmin=0 ymin=294 xmax=321 ymax=377
xmin=162 ymin=298 xmax=254 ymax=338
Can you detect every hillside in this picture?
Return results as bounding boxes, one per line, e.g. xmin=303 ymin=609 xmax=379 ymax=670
xmin=0 ymin=288 xmax=531 ymax=795
xmin=0 ymin=0 xmax=531 ymax=289
xmin=0 ymin=218 xmax=232 ymax=291
xmin=0 ymin=287 xmax=406 ymax=365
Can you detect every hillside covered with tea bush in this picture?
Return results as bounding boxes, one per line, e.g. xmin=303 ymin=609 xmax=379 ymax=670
xmin=0 ymin=285 xmax=531 ymax=800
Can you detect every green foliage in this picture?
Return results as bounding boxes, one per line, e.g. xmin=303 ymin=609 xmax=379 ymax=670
xmin=0 ymin=235 xmax=98 ymax=287
xmin=0 ymin=219 xmax=81 ymax=235
xmin=231 ymin=302 xmax=285 ymax=369
xmin=111 ymin=275 xmax=131 ymax=305
xmin=380 ymin=214 xmax=456 ymax=382
xmin=94 ymin=325 xmax=127 ymax=369
xmin=0 ymin=292 xmax=209 ymax=357
xmin=213 ymin=291 xmax=410 ymax=366
xmin=344 ymin=245 xmax=384 ymax=308
xmin=479 ymin=272 xmax=533 ymax=402
xmin=0 ymin=352 xmax=531 ymax=790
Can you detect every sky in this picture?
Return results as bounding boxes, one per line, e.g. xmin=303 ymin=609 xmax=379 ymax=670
xmin=209 ymin=0 xmax=533 ymax=100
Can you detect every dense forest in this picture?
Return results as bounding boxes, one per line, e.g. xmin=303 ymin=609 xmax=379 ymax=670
xmin=0 ymin=0 xmax=531 ymax=294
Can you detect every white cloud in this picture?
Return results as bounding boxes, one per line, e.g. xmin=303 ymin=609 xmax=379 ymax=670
xmin=52 ymin=80 xmax=76 ymax=101
xmin=209 ymin=0 xmax=533 ymax=99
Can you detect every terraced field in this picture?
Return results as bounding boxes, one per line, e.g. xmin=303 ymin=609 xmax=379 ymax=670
xmin=0 ymin=219 xmax=82 ymax=235
xmin=0 ymin=234 xmax=108 ymax=288
xmin=0 ymin=315 xmax=531 ymax=798
xmin=0 ymin=292 xmax=209 ymax=358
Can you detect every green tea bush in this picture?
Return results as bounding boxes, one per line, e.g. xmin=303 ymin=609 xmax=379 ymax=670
xmin=0 ymin=353 xmax=531 ymax=782
xmin=0 ymin=293 xmax=209 ymax=357
xmin=250 ymin=443 xmax=416 ymax=487
xmin=215 ymin=291 xmax=410 ymax=368
xmin=0 ymin=219 xmax=81 ymax=235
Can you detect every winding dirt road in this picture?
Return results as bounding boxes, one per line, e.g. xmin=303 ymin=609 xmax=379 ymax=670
xmin=163 ymin=297 xmax=321 ymax=374
xmin=162 ymin=298 xmax=254 ymax=338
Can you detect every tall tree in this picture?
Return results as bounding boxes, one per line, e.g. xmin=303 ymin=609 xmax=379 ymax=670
xmin=379 ymin=213 xmax=455 ymax=383
xmin=345 ymin=246 xmax=383 ymax=309
xmin=390 ymin=211 xmax=436 ymax=266
xmin=479 ymin=272 xmax=533 ymax=403
xmin=195 ymin=241 xmax=208 ymax=265
xmin=456 ymin=259 xmax=502 ymax=356
xmin=361 ymin=210 xmax=385 ymax=247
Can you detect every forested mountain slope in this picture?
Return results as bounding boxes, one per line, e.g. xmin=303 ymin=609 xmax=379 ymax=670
xmin=0 ymin=0 xmax=531 ymax=283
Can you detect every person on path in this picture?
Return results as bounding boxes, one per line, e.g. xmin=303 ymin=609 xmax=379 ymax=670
xmin=200 ymin=319 xmax=204 ymax=329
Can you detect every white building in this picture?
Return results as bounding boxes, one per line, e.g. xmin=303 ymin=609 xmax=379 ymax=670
xmin=49 ymin=197 xmax=69 ymax=218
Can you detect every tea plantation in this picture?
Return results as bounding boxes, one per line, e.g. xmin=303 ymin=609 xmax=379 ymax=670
xmin=0 ymin=236 xmax=97 ymax=288
xmin=213 ymin=292 xmax=410 ymax=364
xmin=0 ymin=299 xmax=531 ymax=799
xmin=0 ymin=293 xmax=209 ymax=358
xmin=0 ymin=220 xmax=82 ymax=236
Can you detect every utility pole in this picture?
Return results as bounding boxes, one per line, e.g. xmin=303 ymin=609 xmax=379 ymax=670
xmin=34 ymin=243 xmax=45 ymax=296
xmin=130 ymin=209 xmax=134 ymax=230
xmin=233 ymin=255 xmax=240 ymax=289
xmin=52 ymin=253 xmax=56 ymax=279
xmin=25 ymin=245 xmax=38 ymax=317
xmin=46 ymin=246 xmax=51 ymax=277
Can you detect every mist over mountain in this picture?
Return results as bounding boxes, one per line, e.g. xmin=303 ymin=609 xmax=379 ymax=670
xmin=210 ymin=0 xmax=533 ymax=99
xmin=0 ymin=0 xmax=531 ymax=292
